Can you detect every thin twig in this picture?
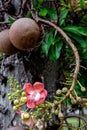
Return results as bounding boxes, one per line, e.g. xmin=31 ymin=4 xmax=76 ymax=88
xmin=0 ymin=22 xmax=9 ymax=24
xmin=37 ymin=17 xmax=80 ymax=104
xmin=27 ymin=0 xmax=80 ymax=104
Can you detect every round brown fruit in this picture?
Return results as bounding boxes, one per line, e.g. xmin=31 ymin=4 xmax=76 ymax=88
xmin=9 ymin=18 xmax=40 ymax=51
xmin=6 ymin=126 xmax=25 ymax=130
xmin=0 ymin=29 xmax=18 ymax=55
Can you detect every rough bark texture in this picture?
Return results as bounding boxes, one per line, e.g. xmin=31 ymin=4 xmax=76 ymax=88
xmin=0 ymin=49 xmax=59 ymax=130
xmin=0 ymin=1 xmax=61 ymax=130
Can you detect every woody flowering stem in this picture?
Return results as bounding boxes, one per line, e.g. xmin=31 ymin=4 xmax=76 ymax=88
xmin=38 ymin=17 xmax=80 ymax=104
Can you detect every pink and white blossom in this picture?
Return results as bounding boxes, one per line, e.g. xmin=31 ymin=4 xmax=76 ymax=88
xmin=23 ymin=82 xmax=47 ymax=108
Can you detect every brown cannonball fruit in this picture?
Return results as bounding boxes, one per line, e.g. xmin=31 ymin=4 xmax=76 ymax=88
xmin=0 ymin=29 xmax=18 ymax=55
xmin=9 ymin=18 xmax=40 ymax=51
xmin=6 ymin=126 xmax=25 ymax=130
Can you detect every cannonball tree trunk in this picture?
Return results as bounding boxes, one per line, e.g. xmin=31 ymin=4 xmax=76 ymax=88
xmin=0 ymin=50 xmax=60 ymax=130
xmin=0 ymin=1 xmax=63 ymax=130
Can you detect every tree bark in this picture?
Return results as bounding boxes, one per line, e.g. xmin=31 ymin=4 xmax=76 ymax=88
xmin=0 ymin=1 xmax=61 ymax=130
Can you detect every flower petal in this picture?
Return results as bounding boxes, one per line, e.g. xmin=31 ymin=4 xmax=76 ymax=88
xmin=27 ymin=100 xmax=36 ymax=109
xmin=23 ymin=83 xmax=33 ymax=94
xmin=33 ymin=82 xmax=44 ymax=92
xmin=36 ymin=90 xmax=47 ymax=105
xmin=41 ymin=89 xmax=48 ymax=97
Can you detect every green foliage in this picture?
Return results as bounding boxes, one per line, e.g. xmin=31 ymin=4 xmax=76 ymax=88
xmin=38 ymin=0 xmax=44 ymax=4
xmin=33 ymin=0 xmax=87 ymax=65
xmin=39 ymin=7 xmax=48 ymax=17
xmin=80 ymin=0 xmax=85 ymax=8
xmin=59 ymin=8 xmax=69 ymax=26
xmin=8 ymin=1 xmax=87 ymax=100
xmin=63 ymin=26 xmax=87 ymax=36
xmin=34 ymin=1 xmax=57 ymax=19
xmin=8 ymin=17 xmax=15 ymax=24
xmin=25 ymin=11 xmax=31 ymax=18
xmin=41 ymin=30 xmax=63 ymax=61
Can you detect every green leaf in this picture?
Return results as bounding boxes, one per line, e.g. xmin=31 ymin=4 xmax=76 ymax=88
xmin=82 ymin=50 xmax=87 ymax=59
xmin=38 ymin=0 xmax=44 ymax=4
xmin=80 ymin=0 xmax=85 ymax=8
xmin=41 ymin=31 xmax=53 ymax=55
xmin=8 ymin=18 xmax=15 ymax=24
xmin=25 ymin=11 xmax=30 ymax=18
xmin=39 ymin=8 xmax=48 ymax=17
xmin=49 ymin=42 xmax=63 ymax=61
xmin=63 ymin=26 xmax=87 ymax=36
xmin=75 ymin=84 xmax=83 ymax=96
xmin=67 ymin=32 xmax=87 ymax=48
xmin=47 ymin=8 xmax=57 ymax=20
xmin=41 ymin=43 xmax=49 ymax=55
xmin=59 ymin=8 xmax=69 ymax=26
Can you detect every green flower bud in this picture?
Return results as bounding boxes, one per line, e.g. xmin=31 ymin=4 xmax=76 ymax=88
xmin=21 ymin=92 xmax=26 ymax=96
xmin=20 ymin=97 xmax=27 ymax=103
xmin=8 ymin=93 xmax=11 ymax=96
xmin=81 ymin=87 xmax=86 ymax=92
xmin=16 ymin=90 xmax=21 ymax=94
xmin=62 ymin=87 xmax=68 ymax=93
xmin=21 ymin=112 xmax=29 ymax=120
xmin=14 ymin=99 xmax=19 ymax=105
xmin=13 ymin=106 xmax=18 ymax=111
xmin=56 ymin=89 xmax=62 ymax=95
xmin=8 ymin=96 xmax=12 ymax=100
xmin=17 ymin=85 xmax=20 ymax=88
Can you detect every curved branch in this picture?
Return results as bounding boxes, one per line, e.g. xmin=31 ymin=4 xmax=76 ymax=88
xmin=64 ymin=115 xmax=87 ymax=122
xmin=38 ymin=17 xmax=80 ymax=104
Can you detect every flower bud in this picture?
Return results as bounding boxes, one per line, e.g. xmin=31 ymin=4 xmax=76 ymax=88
xmin=21 ymin=92 xmax=26 ymax=96
xmin=62 ymin=87 xmax=68 ymax=93
xmin=56 ymin=89 xmax=62 ymax=95
xmin=13 ymin=106 xmax=18 ymax=111
xmin=14 ymin=99 xmax=19 ymax=105
xmin=17 ymin=85 xmax=20 ymax=88
xmin=16 ymin=90 xmax=21 ymax=94
xmin=81 ymin=87 xmax=86 ymax=92
xmin=8 ymin=96 xmax=12 ymax=100
xmin=21 ymin=112 xmax=29 ymax=120
xmin=20 ymin=97 xmax=27 ymax=103
xmin=8 ymin=93 xmax=11 ymax=96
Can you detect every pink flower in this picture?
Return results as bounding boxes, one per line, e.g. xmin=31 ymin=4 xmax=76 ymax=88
xmin=23 ymin=82 xmax=47 ymax=108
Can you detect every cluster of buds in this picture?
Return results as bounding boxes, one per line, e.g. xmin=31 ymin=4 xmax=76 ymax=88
xmin=56 ymin=87 xmax=68 ymax=96
xmin=7 ymin=77 xmax=50 ymax=129
xmin=13 ymin=92 xmax=27 ymax=112
xmin=7 ymin=77 xmax=86 ymax=130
